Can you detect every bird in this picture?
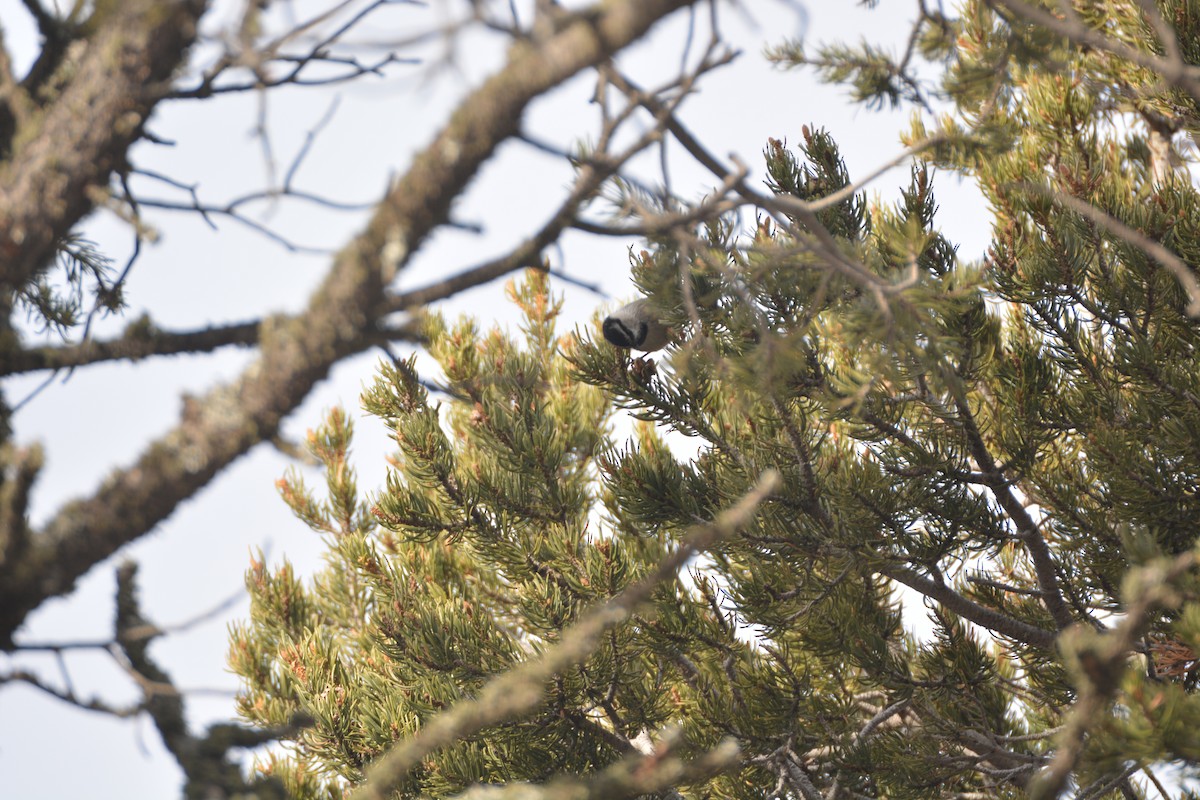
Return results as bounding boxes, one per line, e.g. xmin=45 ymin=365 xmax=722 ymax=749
xmin=602 ymin=298 xmax=670 ymax=352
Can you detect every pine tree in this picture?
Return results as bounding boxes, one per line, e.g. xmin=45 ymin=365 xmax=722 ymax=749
xmin=232 ymin=3 xmax=1200 ymax=798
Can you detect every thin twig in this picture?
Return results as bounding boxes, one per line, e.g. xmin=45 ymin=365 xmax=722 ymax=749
xmin=1019 ymin=182 xmax=1200 ymax=318
xmin=1030 ymin=551 xmax=1199 ymax=800
xmin=985 ymin=0 xmax=1200 ymax=104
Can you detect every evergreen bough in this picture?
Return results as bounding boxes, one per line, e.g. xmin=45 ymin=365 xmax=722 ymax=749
xmin=231 ymin=4 xmax=1200 ymax=798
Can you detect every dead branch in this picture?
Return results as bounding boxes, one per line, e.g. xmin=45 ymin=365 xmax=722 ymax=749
xmin=0 ymin=0 xmax=209 ymax=294
xmin=0 ymin=0 xmax=701 ymax=649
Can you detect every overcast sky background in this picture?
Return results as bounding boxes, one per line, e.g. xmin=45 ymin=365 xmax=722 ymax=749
xmin=0 ymin=1 xmax=991 ymax=797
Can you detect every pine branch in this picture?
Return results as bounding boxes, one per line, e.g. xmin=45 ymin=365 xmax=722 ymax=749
xmin=350 ymin=470 xmax=779 ymax=800
xmin=1021 ymin=182 xmax=1200 ymax=318
xmin=1030 ymin=549 xmax=1200 ymax=800
xmin=984 ymin=0 xmax=1200 ymax=104
xmin=453 ymin=730 xmax=740 ymax=800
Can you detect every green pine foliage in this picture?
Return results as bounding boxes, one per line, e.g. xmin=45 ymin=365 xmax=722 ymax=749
xmin=233 ymin=3 xmax=1200 ymax=798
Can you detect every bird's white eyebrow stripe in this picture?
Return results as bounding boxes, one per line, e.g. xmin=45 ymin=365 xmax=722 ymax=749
xmin=602 ymin=299 xmax=669 ymax=351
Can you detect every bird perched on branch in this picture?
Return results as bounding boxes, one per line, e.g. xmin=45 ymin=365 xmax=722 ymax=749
xmin=602 ymin=299 xmax=670 ymax=352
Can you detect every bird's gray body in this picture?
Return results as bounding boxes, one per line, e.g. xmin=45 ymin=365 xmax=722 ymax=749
xmin=602 ymin=299 xmax=669 ymax=351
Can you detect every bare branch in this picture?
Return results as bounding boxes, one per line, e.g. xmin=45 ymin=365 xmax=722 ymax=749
xmin=951 ymin=393 xmax=1075 ymax=632
xmin=1131 ymin=0 xmax=1182 ymax=67
xmin=1030 ymin=550 xmax=1199 ymax=800
xmin=4 ymin=318 xmax=263 ymax=375
xmin=110 ymin=560 xmax=288 ymax=799
xmin=608 ymin=69 xmax=891 ymax=299
xmin=171 ymin=51 xmax=410 ymax=98
xmin=0 ymin=667 xmax=143 ymax=717
xmin=0 ymin=442 xmax=39 ymax=570
xmin=385 ymin=52 xmax=726 ymax=313
xmin=881 ymin=563 xmax=1058 ymax=649
xmin=0 ymin=0 xmax=209 ymax=294
xmin=123 ymin=165 xmax=376 ymax=256
xmin=804 ymin=134 xmax=948 ymax=213
xmin=1020 ymin=182 xmax=1200 ymax=318
xmin=0 ymin=0 xmax=701 ymax=649
xmin=172 ymin=0 xmax=413 ymax=99
xmin=0 ymin=28 xmax=33 ymax=139
xmin=19 ymin=0 xmax=67 ymax=48
xmin=284 ymin=95 xmax=340 ymax=191
xmin=985 ymin=0 xmax=1200 ymax=105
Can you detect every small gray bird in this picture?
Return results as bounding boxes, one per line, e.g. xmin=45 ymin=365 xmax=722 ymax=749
xmin=602 ymin=299 xmax=670 ymax=352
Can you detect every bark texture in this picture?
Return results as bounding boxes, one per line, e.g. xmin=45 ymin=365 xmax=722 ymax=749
xmin=0 ymin=0 xmax=695 ymax=647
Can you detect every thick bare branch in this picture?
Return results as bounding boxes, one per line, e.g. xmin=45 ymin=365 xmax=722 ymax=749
xmin=111 ymin=560 xmax=288 ymax=799
xmin=0 ymin=0 xmax=209 ymax=294
xmin=4 ymin=318 xmax=262 ymax=375
xmin=0 ymin=0 xmax=698 ymax=649
xmin=881 ymin=563 xmax=1058 ymax=649
xmin=0 ymin=29 xmax=32 ymax=151
xmin=4 ymin=314 xmax=422 ymax=376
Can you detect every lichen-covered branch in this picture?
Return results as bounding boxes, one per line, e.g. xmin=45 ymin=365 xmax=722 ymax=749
xmin=0 ymin=0 xmax=209 ymax=292
xmin=0 ymin=0 xmax=698 ymax=648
